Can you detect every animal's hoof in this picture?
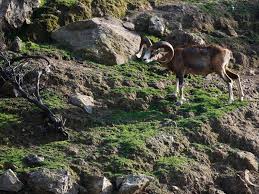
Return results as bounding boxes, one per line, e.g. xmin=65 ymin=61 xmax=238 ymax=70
xmin=176 ymin=101 xmax=184 ymax=106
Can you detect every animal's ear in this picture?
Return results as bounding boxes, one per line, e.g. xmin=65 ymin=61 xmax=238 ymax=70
xmin=136 ymin=36 xmax=152 ymax=59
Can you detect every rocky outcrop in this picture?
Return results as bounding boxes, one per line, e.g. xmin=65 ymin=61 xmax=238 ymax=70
xmin=69 ymin=93 xmax=95 ymax=114
xmin=52 ymin=17 xmax=141 ymax=65
xmin=166 ymin=30 xmax=206 ymax=47
xmin=0 ymin=0 xmax=40 ymax=29
xmin=27 ymin=168 xmax=77 ymax=194
xmin=116 ymin=174 xmax=154 ymax=194
xmin=82 ymin=175 xmax=113 ymax=194
xmin=148 ymin=16 xmax=166 ymax=36
xmin=0 ymin=169 xmax=23 ymax=192
xmin=230 ymin=151 xmax=258 ymax=171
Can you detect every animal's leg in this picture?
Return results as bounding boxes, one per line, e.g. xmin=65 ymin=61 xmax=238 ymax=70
xmin=226 ymin=69 xmax=244 ymax=101
xmin=178 ymin=76 xmax=186 ymax=105
xmin=221 ymin=71 xmax=234 ymax=103
xmin=173 ymin=77 xmax=179 ymax=97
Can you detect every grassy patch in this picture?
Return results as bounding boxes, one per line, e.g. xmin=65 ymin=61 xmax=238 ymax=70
xmin=48 ymin=0 xmax=78 ymax=7
xmin=155 ymin=155 xmax=194 ymax=175
xmin=103 ymin=122 xmax=158 ymax=156
xmin=0 ymin=113 xmax=21 ymax=128
xmin=0 ymin=141 xmax=71 ymax=173
xmin=42 ymin=91 xmax=66 ymax=109
xmin=21 ymin=41 xmax=72 ymax=60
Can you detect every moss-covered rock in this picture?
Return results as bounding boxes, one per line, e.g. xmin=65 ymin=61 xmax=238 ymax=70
xmin=91 ymin=0 xmax=127 ymax=17
xmin=26 ymin=14 xmax=60 ymax=42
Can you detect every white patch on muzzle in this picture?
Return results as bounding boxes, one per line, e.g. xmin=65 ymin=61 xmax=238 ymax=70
xmin=142 ymin=50 xmax=152 ymax=63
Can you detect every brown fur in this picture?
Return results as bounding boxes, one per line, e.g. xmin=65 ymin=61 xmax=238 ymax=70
xmin=153 ymin=44 xmax=243 ymax=103
xmin=165 ymin=45 xmax=232 ymax=77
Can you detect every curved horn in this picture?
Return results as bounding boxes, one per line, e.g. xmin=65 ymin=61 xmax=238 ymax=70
xmin=136 ymin=36 xmax=152 ymax=59
xmin=151 ymin=41 xmax=174 ymax=64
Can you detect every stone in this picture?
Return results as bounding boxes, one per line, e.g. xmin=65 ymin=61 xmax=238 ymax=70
xmin=69 ymin=93 xmax=95 ymax=114
xmin=0 ymin=169 xmax=23 ymax=192
xmin=0 ymin=0 xmax=40 ymax=29
xmin=24 ymin=154 xmax=44 ymax=167
xmin=123 ymin=22 xmax=135 ymax=31
xmin=231 ymin=151 xmax=258 ymax=171
xmin=52 ymin=17 xmax=141 ymax=65
xmin=216 ymin=17 xmax=238 ymax=37
xmin=82 ymin=175 xmax=113 ymax=194
xmin=233 ymin=52 xmax=249 ymax=67
xmin=148 ymin=16 xmax=166 ymax=36
xmin=146 ymin=133 xmax=175 ymax=157
xmin=157 ymin=4 xmax=214 ymax=32
xmin=10 ymin=36 xmax=23 ymax=52
xmin=0 ymin=82 xmax=19 ymax=97
xmin=27 ymin=168 xmax=77 ymax=194
xmin=66 ymin=146 xmax=80 ymax=156
xmin=117 ymin=174 xmax=154 ymax=194
xmin=148 ymin=81 xmax=165 ymax=89
xmin=219 ymin=174 xmax=253 ymax=194
xmin=166 ymin=30 xmax=205 ymax=47
xmin=211 ymin=30 xmax=229 ymax=38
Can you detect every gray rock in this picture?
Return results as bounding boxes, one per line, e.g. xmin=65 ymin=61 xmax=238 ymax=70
xmin=0 ymin=82 xmax=19 ymax=97
xmin=148 ymin=16 xmax=165 ymax=36
xmin=146 ymin=133 xmax=175 ymax=157
xmin=148 ymin=81 xmax=165 ymax=89
xmin=69 ymin=93 xmax=95 ymax=114
xmin=123 ymin=22 xmax=135 ymax=31
xmin=0 ymin=0 xmax=40 ymax=29
xmin=10 ymin=36 xmax=23 ymax=52
xmin=211 ymin=30 xmax=229 ymax=38
xmin=82 ymin=175 xmax=112 ymax=194
xmin=209 ymin=188 xmax=226 ymax=194
xmin=166 ymin=30 xmax=205 ymax=47
xmin=24 ymin=154 xmax=44 ymax=167
xmin=231 ymin=151 xmax=258 ymax=171
xmin=0 ymin=169 xmax=23 ymax=192
xmin=233 ymin=52 xmax=249 ymax=67
xmin=28 ymin=168 xmax=78 ymax=194
xmin=117 ymin=174 xmax=154 ymax=194
xmin=52 ymin=17 xmax=141 ymax=65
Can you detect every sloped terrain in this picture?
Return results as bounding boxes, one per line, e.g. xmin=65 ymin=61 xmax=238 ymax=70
xmin=0 ymin=0 xmax=258 ymax=193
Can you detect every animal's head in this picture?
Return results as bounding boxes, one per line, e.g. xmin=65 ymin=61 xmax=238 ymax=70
xmin=136 ymin=37 xmax=174 ymax=64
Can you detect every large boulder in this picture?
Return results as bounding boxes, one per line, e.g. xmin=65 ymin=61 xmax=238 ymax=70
xmin=81 ymin=175 xmax=113 ymax=194
xmin=0 ymin=169 xmax=23 ymax=192
xmin=27 ymin=168 xmax=78 ymax=194
xmin=116 ymin=174 xmax=154 ymax=194
xmin=52 ymin=17 xmax=141 ymax=65
xmin=166 ymin=30 xmax=205 ymax=47
xmin=0 ymin=0 xmax=40 ymax=29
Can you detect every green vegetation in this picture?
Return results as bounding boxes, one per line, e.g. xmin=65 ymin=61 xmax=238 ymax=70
xmin=0 ymin=52 xmax=248 ymax=178
xmin=21 ymin=41 xmax=72 ymax=59
xmin=42 ymin=91 xmax=67 ymax=109
xmin=0 ymin=113 xmax=21 ymax=128
xmin=0 ymin=141 xmax=71 ymax=173
xmin=155 ymin=155 xmax=194 ymax=175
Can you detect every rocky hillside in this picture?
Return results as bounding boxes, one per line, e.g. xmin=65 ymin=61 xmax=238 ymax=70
xmin=0 ymin=0 xmax=258 ymax=194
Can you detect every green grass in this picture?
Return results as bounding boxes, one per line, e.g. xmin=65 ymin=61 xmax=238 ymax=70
xmin=155 ymin=155 xmax=194 ymax=175
xmin=0 ymin=141 xmax=71 ymax=173
xmin=21 ymin=41 xmax=72 ymax=60
xmin=0 ymin=58 xmax=248 ymax=179
xmin=103 ymin=122 xmax=158 ymax=156
xmin=0 ymin=113 xmax=21 ymax=128
xmin=45 ymin=0 xmax=78 ymax=7
xmin=42 ymin=91 xmax=66 ymax=109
